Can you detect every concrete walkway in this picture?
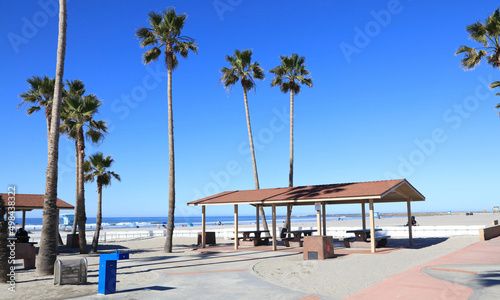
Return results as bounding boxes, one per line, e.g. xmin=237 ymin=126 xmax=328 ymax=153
xmin=348 ymin=236 xmax=500 ymax=299
xmin=76 ymin=237 xmax=500 ymax=299
xmin=76 ymin=246 xmax=324 ymax=300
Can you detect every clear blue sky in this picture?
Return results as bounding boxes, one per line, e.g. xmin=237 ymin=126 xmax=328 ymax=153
xmin=1 ymin=0 xmax=500 ymax=219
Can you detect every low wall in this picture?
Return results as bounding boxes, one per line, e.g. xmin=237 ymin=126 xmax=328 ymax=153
xmin=27 ymin=225 xmax=486 ymax=243
xmin=479 ymin=224 xmax=500 ymax=241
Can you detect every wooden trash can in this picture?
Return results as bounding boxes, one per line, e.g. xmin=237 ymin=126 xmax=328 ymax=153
xmin=197 ymin=232 xmax=216 ymax=245
xmin=303 ymin=236 xmax=335 ymax=260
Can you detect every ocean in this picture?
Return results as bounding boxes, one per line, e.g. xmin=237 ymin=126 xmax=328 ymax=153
xmin=17 ymin=215 xmax=360 ymax=231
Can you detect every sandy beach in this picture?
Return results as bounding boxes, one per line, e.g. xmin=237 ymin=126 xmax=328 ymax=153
xmin=1 ymin=213 xmax=498 ymax=299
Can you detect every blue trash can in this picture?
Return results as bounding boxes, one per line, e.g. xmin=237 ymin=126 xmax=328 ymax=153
xmin=98 ymin=250 xmax=129 ymax=295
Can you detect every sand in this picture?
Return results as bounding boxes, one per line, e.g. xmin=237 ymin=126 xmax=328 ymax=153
xmin=1 ymin=213 xmax=498 ymax=299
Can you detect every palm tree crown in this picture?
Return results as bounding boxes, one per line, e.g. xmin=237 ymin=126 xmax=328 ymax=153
xmin=136 ymin=8 xmax=198 ymax=68
xmin=220 ymin=49 xmax=265 ymax=92
xmin=269 ymin=53 xmax=313 ymax=93
xmin=456 ymin=8 xmax=500 ymax=70
xmin=84 ymin=153 xmax=121 ymax=188
xmin=60 ymin=93 xmax=107 ymax=143
xmin=18 ymin=75 xmax=56 ymax=132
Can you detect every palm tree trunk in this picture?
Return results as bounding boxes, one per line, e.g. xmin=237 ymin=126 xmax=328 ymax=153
xmin=36 ymin=0 xmax=67 ymax=276
xmin=283 ymin=90 xmax=295 ymax=231
xmin=242 ymin=89 xmax=269 ymax=234
xmin=77 ymin=128 xmax=88 ymax=254
xmin=71 ymin=140 xmax=78 ymax=235
xmin=164 ymin=53 xmax=175 ymax=253
xmin=91 ymin=183 xmax=102 ymax=253
xmin=289 ymin=90 xmax=294 ymax=188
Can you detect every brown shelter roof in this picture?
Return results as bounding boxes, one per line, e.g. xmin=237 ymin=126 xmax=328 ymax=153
xmin=187 ymin=179 xmax=425 ymax=207
xmin=0 ymin=194 xmax=74 ymax=211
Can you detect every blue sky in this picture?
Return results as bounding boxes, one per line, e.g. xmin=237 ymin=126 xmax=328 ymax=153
xmin=1 ymin=0 xmax=500 ymax=219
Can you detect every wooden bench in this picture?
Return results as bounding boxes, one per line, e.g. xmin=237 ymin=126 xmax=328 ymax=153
xmin=15 ymin=242 xmax=37 ymax=269
xmin=367 ymin=235 xmax=391 ymax=247
xmin=343 ymin=236 xmax=356 ymax=247
xmin=344 ymin=235 xmax=390 ymax=248
xmin=237 ymin=236 xmax=269 ymax=246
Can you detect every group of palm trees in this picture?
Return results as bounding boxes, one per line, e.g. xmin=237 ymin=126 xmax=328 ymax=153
xmin=135 ymin=8 xmax=314 ymax=246
xmin=18 ymin=77 xmax=121 ymax=255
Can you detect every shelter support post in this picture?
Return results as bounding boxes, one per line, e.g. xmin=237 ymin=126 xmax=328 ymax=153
xmin=234 ymin=205 xmax=238 ymax=250
xmin=272 ymin=204 xmax=277 ymax=251
xmin=316 ymin=207 xmax=321 ymax=236
xmin=361 ymin=200 xmax=366 ymax=231
xmin=369 ymin=200 xmax=376 ymax=253
xmin=407 ymin=197 xmax=413 ymax=246
xmin=322 ymin=202 xmax=326 ymax=236
xmin=202 ymin=206 xmax=206 ymax=248
xmin=286 ymin=204 xmax=291 ymax=231
xmin=22 ymin=210 xmax=26 ymax=228
xmin=255 ymin=205 xmax=259 ymax=231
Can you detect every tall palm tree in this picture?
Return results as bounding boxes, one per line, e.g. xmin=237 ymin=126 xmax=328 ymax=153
xmin=136 ymin=7 xmax=198 ymax=253
xmin=36 ymin=0 xmax=67 ymax=276
xmin=64 ymin=80 xmax=86 ymax=236
xmin=84 ymin=153 xmax=121 ymax=253
xmin=60 ymin=93 xmax=107 ymax=254
xmin=18 ymin=76 xmax=66 ymax=246
xmin=220 ymin=49 xmax=269 ymax=233
xmin=18 ymin=75 xmax=56 ymax=139
xmin=0 ymin=195 xmax=9 ymax=282
xmin=269 ymin=53 xmax=313 ymax=230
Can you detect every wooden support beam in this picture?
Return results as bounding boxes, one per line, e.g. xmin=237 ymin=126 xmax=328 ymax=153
xmin=361 ymin=200 xmax=366 ymax=231
xmin=286 ymin=204 xmax=291 ymax=231
xmin=202 ymin=205 xmax=206 ymax=248
xmin=407 ymin=197 xmax=413 ymax=246
xmin=22 ymin=210 xmax=26 ymax=228
xmin=272 ymin=204 xmax=277 ymax=251
xmin=369 ymin=200 xmax=376 ymax=253
xmin=234 ymin=204 xmax=238 ymax=250
xmin=322 ymin=202 xmax=326 ymax=236
xmin=256 ymin=205 xmax=259 ymax=231
xmin=316 ymin=206 xmax=321 ymax=236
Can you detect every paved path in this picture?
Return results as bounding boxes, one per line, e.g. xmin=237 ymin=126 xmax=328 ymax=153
xmin=76 ymin=237 xmax=500 ymax=299
xmin=76 ymin=249 xmax=324 ymax=300
xmin=348 ymin=236 xmax=500 ymax=299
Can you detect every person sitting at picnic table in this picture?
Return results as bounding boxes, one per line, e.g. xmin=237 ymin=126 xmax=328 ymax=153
xmin=405 ymin=216 xmax=418 ymax=226
xmin=15 ymin=227 xmax=30 ymax=243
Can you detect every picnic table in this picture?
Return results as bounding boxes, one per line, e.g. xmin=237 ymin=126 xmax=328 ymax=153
xmin=237 ymin=230 xmax=270 ymax=246
xmin=284 ymin=229 xmax=317 ymax=242
xmin=345 ymin=228 xmax=382 ymax=242
xmin=344 ymin=228 xmax=390 ymax=248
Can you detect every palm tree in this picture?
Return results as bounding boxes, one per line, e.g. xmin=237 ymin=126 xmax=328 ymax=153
xmin=36 ymin=0 xmax=67 ymax=275
xmin=18 ymin=75 xmax=56 ymax=139
xmin=136 ymin=8 xmax=198 ymax=253
xmin=220 ymin=49 xmax=270 ymax=233
xmin=488 ymin=82 xmax=500 ymax=116
xmin=456 ymin=8 xmax=500 ymax=70
xmin=456 ymin=8 xmax=500 ymax=119
xmin=64 ymin=79 xmax=86 ymax=236
xmin=84 ymin=153 xmax=121 ymax=253
xmin=269 ymin=53 xmax=313 ymax=231
xmin=0 ymin=195 xmax=9 ymax=282
xmin=60 ymin=93 xmax=107 ymax=254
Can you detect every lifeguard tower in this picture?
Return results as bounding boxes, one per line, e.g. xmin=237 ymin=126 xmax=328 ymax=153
xmin=61 ymin=214 xmax=74 ymax=231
